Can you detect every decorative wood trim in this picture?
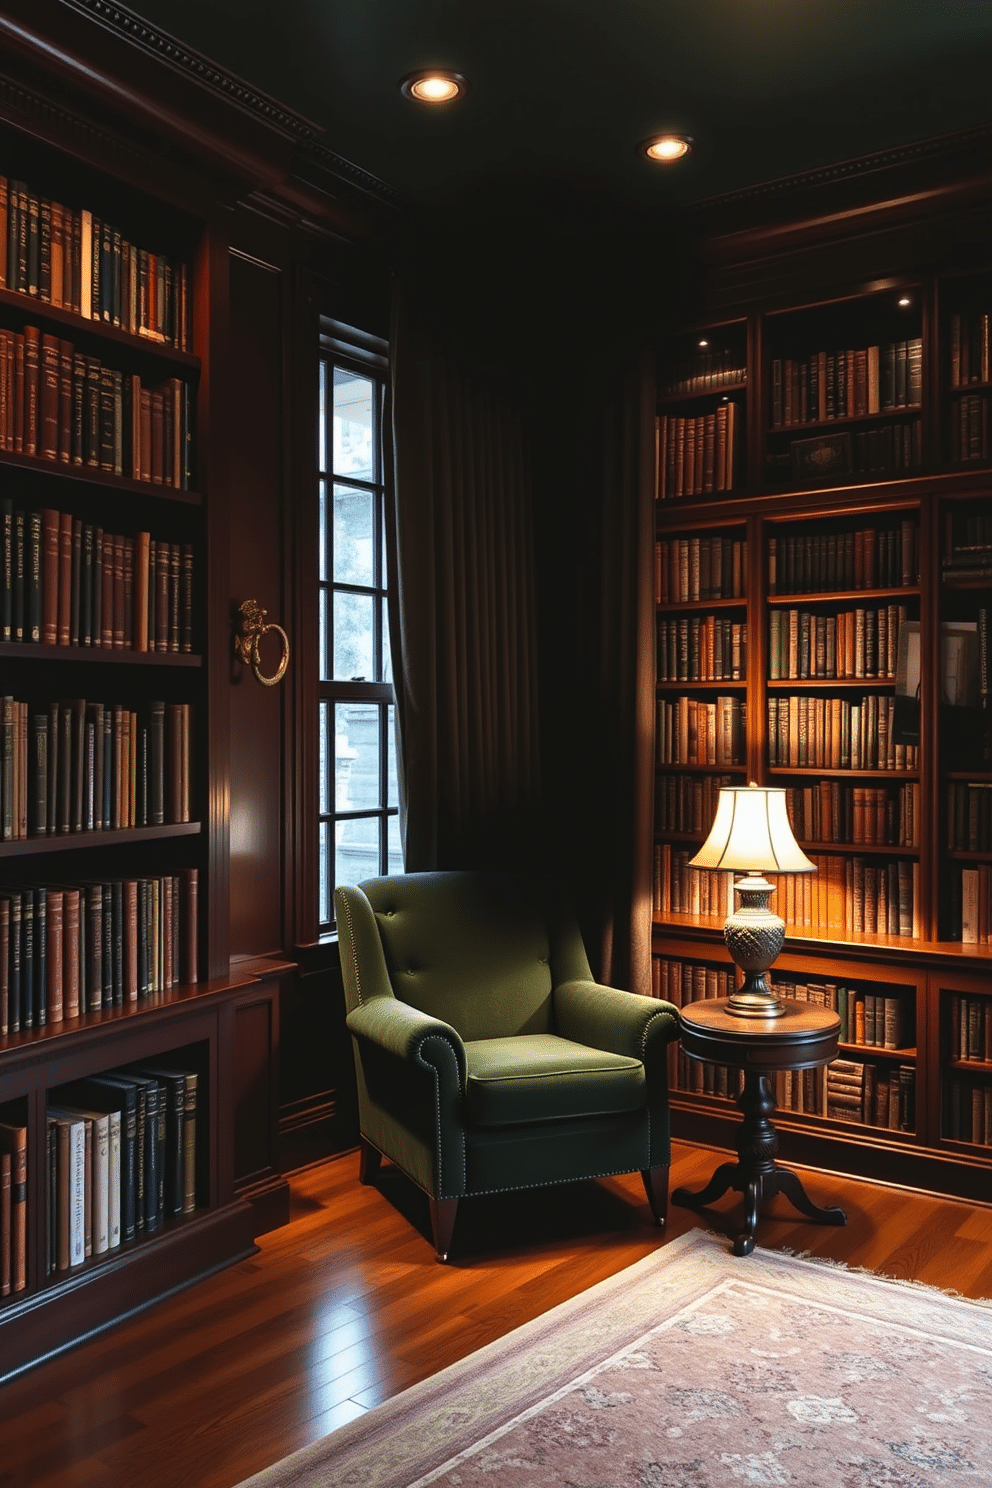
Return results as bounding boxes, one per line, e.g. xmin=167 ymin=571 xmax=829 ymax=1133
xmin=0 ymin=67 xmax=201 ymax=203
xmin=691 ymin=124 xmax=992 ymax=218
xmin=57 ymin=0 xmax=320 ymax=143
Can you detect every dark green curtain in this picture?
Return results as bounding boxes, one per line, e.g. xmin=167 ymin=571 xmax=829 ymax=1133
xmin=386 ymin=274 xmax=543 ymax=872
xmin=535 ymin=339 xmax=657 ymax=996
xmin=386 ymin=244 xmax=656 ymax=995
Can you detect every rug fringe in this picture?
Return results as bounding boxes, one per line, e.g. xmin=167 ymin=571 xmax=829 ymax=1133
xmin=768 ymin=1243 xmax=992 ymax=1309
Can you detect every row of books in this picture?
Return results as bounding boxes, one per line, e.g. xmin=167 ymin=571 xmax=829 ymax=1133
xmin=948 ymin=311 xmax=990 ymax=387
xmin=657 ymin=616 xmax=746 ymax=682
xmin=46 ymin=1063 xmax=197 ymax=1277
xmin=764 ymin=855 xmax=918 ymax=938
xmin=768 ymin=522 xmax=918 ymax=595
xmin=656 ymin=403 xmax=740 ymax=499
xmin=652 ymin=849 xmax=732 ymax=919
xmin=0 ymin=869 xmax=198 ymax=1036
xmin=0 ymin=175 xmax=190 ymax=349
xmin=949 ymin=992 xmax=992 ymax=1064
xmin=960 ymin=866 xmax=992 ymax=946
xmin=947 ymin=782 xmax=992 ymax=853
xmin=770 ymin=339 xmax=923 ymax=426
xmin=826 ymin=1057 xmax=916 ymax=1131
xmin=655 ymin=535 xmax=747 ymax=604
xmin=1 ymin=697 xmax=192 ymax=841
xmin=651 ymin=957 xmax=915 ymax=1121
xmin=945 ymin=1078 xmax=992 ymax=1146
xmin=771 ymin=975 xmax=912 ymax=1050
xmin=0 ymin=327 xmax=193 ymax=487
xmin=655 ymin=773 xmax=736 ymax=837
xmin=768 ymin=604 xmax=910 ymax=682
xmin=658 ymin=348 xmax=747 ymax=396
xmin=0 ymin=1117 xmax=26 ymax=1293
xmin=767 ymin=693 xmax=919 ymax=773
xmin=656 ymin=695 xmax=746 ymax=767
xmin=3 ymin=500 xmax=193 ymax=651
xmin=771 ymin=422 xmax=922 ymax=483
xmin=949 ymin=393 xmax=989 ymax=465
xmin=945 ymin=510 xmax=992 ymax=554
xmin=786 ymin=781 xmax=919 ymax=850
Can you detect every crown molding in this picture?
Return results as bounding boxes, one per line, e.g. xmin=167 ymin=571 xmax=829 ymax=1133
xmin=690 ymin=123 xmax=992 ymax=217
xmin=56 ymin=0 xmax=320 ymax=144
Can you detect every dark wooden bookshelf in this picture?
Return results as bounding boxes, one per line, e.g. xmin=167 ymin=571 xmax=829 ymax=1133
xmin=653 ymin=193 xmax=992 ymax=1200
xmin=0 ymin=15 xmax=290 ymax=1378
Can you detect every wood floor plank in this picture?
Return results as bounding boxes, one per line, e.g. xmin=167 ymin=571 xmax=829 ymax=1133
xmin=3 ymin=1140 xmax=992 ymax=1488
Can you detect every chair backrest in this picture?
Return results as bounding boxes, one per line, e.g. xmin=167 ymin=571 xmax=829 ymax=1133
xmin=355 ymin=871 xmax=589 ymax=1041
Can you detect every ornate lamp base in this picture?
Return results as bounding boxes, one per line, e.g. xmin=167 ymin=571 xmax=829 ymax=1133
xmin=724 ymin=873 xmax=786 ymax=1019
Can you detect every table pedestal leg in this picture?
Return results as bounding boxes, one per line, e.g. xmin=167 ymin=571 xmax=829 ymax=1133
xmin=672 ymin=1070 xmax=846 ymax=1255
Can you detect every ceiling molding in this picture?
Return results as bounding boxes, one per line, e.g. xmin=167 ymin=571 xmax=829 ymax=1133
xmin=298 ymin=140 xmax=407 ymax=212
xmin=56 ymin=0 xmax=321 ymax=143
xmin=690 ymin=123 xmax=992 ymax=222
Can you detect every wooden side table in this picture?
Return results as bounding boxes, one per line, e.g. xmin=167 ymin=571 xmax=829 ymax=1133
xmin=672 ymin=997 xmax=847 ymax=1256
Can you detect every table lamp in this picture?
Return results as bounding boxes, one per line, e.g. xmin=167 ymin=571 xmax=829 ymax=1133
xmin=689 ymin=782 xmax=814 ymax=1018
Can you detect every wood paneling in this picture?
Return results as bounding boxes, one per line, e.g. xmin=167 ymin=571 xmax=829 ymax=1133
xmin=228 ymin=249 xmax=286 ymax=958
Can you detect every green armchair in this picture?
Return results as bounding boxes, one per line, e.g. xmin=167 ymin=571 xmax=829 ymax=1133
xmin=335 ymin=871 xmax=680 ymax=1260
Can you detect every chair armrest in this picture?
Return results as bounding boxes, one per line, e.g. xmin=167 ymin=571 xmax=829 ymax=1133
xmin=346 ymin=998 xmax=468 ymax=1090
xmin=554 ymin=980 xmax=680 ymax=1062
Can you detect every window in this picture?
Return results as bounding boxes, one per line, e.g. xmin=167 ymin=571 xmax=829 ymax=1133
xmin=318 ymin=326 xmax=401 ymax=932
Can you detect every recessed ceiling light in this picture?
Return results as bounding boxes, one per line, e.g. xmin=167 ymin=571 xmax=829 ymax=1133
xmin=400 ymin=70 xmax=467 ymax=104
xmin=642 ymin=134 xmax=693 ymax=163
xmin=898 ymin=296 xmax=911 ymax=307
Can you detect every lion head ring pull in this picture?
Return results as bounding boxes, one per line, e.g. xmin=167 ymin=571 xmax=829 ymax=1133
xmin=234 ymin=599 xmax=290 ymax=686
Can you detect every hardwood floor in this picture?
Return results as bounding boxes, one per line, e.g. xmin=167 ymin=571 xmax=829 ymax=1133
xmin=4 ymin=1140 xmax=992 ymax=1488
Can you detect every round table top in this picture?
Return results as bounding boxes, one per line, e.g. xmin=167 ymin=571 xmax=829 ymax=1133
xmin=678 ymin=997 xmax=841 ymax=1071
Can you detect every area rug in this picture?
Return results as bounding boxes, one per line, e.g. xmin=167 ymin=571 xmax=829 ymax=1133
xmin=238 ymin=1227 xmax=992 ymax=1488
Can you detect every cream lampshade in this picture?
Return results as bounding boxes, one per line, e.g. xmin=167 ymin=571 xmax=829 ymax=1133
xmin=689 ymin=782 xmax=815 ymax=1018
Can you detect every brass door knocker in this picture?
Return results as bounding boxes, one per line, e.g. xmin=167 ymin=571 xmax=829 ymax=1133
xmin=234 ymin=598 xmax=290 ymax=686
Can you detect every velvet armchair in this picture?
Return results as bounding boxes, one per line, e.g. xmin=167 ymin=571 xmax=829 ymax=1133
xmin=335 ymin=870 xmax=680 ymax=1260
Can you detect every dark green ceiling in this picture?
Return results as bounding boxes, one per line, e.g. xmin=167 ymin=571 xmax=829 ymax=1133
xmin=124 ymin=0 xmax=992 ymax=217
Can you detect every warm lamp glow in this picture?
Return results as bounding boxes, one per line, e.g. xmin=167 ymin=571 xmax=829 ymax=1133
xmin=690 ymin=784 xmax=814 ymax=1019
xmin=643 ymin=133 xmax=693 ymax=162
xmin=401 ymin=70 xmax=467 ymax=104
xmin=690 ymin=784 xmax=814 ymax=875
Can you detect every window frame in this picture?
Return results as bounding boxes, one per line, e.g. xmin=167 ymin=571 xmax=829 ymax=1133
xmin=317 ymin=321 xmax=398 ymax=935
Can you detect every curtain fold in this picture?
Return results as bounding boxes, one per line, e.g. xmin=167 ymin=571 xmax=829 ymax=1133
xmin=387 ymin=260 xmax=655 ymax=995
xmin=387 ymin=277 xmax=542 ymax=872
xmin=536 ymin=340 xmax=657 ymax=996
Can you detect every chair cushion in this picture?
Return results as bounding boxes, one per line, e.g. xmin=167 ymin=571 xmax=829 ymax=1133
xmin=463 ymin=1034 xmax=646 ymax=1127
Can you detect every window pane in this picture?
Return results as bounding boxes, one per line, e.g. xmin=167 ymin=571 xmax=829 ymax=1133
xmin=319 ymin=820 xmax=330 ymax=925
xmin=319 ymin=587 xmax=330 ymax=682
xmin=387 ymin=812 xmax=403 ymax=874
xmin=336 ymin=703 xmax=381 ymax=811
xmin=334 ymin=590 xmax=375 ymax=681
xmin=319 ymin=477 xmax=329 ymax=583
xmin=336 ymin=818 xmax=381 ymax=892
xmin=333 ymin=368 xmax=374 ymax=482
xmin=319 ymin=700 xmax=330 ymax=815
xmin=387 ymin=704 xmax=398 ymax=808
xmin=334 ymin=483 xmax=374 ymax=586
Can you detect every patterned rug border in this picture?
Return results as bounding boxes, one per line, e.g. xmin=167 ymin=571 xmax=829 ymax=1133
xmin=237 ymin=1226 xmax=992 ymax=1488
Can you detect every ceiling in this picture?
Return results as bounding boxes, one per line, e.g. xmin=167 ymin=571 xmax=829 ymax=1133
xmin=119 ymin=0 xmax=992 ymax=224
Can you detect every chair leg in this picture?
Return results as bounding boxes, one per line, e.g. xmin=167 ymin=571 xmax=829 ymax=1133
xmin=641 ymin=1165 xmax=669 ymax=1228
xmin=358 ymin=1137 xmax=382 ymax=1185
xmin=429 ymin=1197 xmax=458 ymax=1263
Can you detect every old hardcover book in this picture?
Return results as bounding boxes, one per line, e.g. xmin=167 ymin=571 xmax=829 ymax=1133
xmin=0 ymin=1121 xmax=28 ymax=1289
xmin=0 ymin=1149 xmax=9 ymax=1295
